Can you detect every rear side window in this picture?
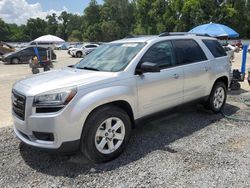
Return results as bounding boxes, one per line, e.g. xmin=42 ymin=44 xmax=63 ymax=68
xmin=22 ymin=47 xmax=33 ymax=54
xmin=172 ymin=39 xmax=207 ymax=65
xmin=202 ymin=39 xmax=227 ymax=58
xmin=85 ymin=45 xmax=98 ymax=48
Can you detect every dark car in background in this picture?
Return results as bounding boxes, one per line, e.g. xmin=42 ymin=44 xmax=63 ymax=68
xmin=2 ymin=46 xmax=56 ymax=64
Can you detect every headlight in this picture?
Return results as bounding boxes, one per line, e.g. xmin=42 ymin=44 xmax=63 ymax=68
xmin=33 ymin=87 xmax=77 ymax=107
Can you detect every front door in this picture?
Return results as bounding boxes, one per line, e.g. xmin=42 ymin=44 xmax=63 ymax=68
xmin=136 ymin=40 xmax=184 ymax=117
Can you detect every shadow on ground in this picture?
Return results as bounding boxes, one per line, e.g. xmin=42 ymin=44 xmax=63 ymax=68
xmin=228 ymin=88 xmax=249 ymax=96
xmin=19 ymin=102 xmax=239 ymax=178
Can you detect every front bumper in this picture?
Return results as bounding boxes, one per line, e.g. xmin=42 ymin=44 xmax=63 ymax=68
xmin=12 ymin=93 xmax=84 ymax=151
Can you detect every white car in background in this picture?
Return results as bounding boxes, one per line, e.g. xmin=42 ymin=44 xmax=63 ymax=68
xmin=223 ymin=45 xmax=235 ymax=62
xmin=69 ymin=44 xmax=99 ymax=58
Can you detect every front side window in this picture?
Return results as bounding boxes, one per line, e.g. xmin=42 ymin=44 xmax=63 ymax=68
xmin=202 ymin=39 xmax=227 ymax=58
xmin=76 ymin=42 xmax=145 ymax=72
xmin=173 ymin=39 xmax=207 ymax=65
xmin=141 ymin=41 xmax=176 ymax=69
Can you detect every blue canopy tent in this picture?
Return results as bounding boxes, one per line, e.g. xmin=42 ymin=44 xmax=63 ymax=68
xmin=188 ymin=22 xmax=239 ymax=38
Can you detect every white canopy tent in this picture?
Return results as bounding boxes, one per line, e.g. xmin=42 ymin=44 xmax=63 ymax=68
xmin=33 ymin=34 xmax=65 ymax=43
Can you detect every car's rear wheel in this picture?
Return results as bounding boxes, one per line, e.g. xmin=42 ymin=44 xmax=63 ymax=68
xmin=11 ymin=57 xmax=20 ymax=64
xmin=80 ymin=105 xmax=131 ymax=163
xmin=205 ymin=81 xmax=227 ymax=113
xmin=76 ymin=51 xmax=82 ymax=58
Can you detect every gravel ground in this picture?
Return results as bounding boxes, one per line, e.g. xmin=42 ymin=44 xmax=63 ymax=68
xmin=0 ymin=92 xmax=250 ymax=188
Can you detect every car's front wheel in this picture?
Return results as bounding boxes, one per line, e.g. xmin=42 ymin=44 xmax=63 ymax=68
xmin=80 ymin=105 xmax=131 ymax=163
xmin=76 ymin=51 xmax=82 ymax=58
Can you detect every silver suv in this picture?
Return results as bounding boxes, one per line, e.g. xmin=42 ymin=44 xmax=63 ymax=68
xmin=12 ymin=33 xmax=230 ymax=162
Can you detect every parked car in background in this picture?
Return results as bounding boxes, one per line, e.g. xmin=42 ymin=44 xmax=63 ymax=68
xmin=55 ymin=43 xmax=69 ymax=50
xmin=69 ymin=44 xmax=99 ymax=58
xmin=223 ymin=45 xmax=235 ymax=62
xmin=2 ymin=46 xmax=56 ymax=64
xmin=12 ymin=34 xmax=230 ymax=163
xmin=232 ymin=40 xmax=243 ymax=49
xmin=67 ymin=44 xmax=82 ymax=55
xmin=0 ymin=41 xmax=15 ymax=55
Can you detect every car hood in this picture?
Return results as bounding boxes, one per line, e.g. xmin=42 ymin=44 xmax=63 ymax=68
xmin=14 ymin=67 xmax=117 ymax=96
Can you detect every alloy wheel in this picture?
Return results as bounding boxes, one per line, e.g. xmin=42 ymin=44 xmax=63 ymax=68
xmin=95 ymin=117 xmax=125 ymax=154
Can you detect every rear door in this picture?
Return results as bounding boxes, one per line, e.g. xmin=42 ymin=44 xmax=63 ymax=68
xmin=172 ymin=39 xmax=210 ymax=102
xmin=136 ymin=40 xmax=184 ymax=117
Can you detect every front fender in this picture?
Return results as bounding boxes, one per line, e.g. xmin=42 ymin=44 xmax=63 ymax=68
xmin=69 ymin=85 xmax=137 ymax=138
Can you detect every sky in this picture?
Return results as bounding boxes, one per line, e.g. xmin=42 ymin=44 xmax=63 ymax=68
xmin=0 ymin=0 xmax=103 ymax=25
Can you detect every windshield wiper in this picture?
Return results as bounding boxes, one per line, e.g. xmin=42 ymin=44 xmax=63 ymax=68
xmin=76 ymin=67 xmax=100 ymax=71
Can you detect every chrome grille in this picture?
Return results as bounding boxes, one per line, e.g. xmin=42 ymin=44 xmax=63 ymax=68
xmin=12 ymin=90 xmax=26 ymax=120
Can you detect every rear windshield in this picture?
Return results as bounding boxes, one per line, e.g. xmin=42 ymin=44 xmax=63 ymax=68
xmin=202 ymin=39 xmax=227 ymax=58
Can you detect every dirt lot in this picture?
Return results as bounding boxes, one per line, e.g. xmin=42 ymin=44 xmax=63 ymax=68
xmin=0 ymin=50 xmax=250 ymax=187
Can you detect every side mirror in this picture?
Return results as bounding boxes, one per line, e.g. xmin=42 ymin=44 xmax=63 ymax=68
xmin=137 ymin=62 xmax=160 ymax=74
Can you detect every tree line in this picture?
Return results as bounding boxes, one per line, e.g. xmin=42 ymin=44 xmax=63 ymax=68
xmin=0 ymin=0 xmax=250 ymax=42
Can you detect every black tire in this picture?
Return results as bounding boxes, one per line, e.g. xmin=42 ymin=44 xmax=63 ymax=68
xmin=76 ymin=51 xmax=82 ymax=58
xmin=205 ymin=81 xmax=227 ymax=113
xmin=11 ymin=57 xmax=20 ymax=64
xmin=32 ymin=68 xmax=39 ymax=74
xmin=230 ymin=81 xmax=241 ymax=90
xmin=80 ymin=105 xmax=131 ymax=163
xmin=43 ymin=66 xmax=50 ymax=72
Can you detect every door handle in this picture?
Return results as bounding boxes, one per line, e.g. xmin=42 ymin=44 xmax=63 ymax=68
xmin=173 ymin=74 xmax=179 ymax=79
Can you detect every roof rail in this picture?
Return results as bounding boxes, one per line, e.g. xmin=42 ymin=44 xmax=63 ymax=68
xmin=124 ymin=34 xmax=136 ymax=39
xmin=159 ymin=32 xmax=212 ymax=37
xmin=124 ymin=35 xmax=156 ymax=39
xmin=159 ymin=32 xmax=170 ymax=37
xmin=191 ymin=33 xmax=211 ymax=37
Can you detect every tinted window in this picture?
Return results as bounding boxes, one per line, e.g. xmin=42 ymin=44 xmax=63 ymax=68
xmin=37 ymin=47 xmax=47 ymax=51
xmin=223 ymin=47 xmax=230 ymax=52
xmin=173 ymin=39 xmax=207 ymax=65
xmin=85 ymin=45 xmax=98 ymax=48
xmin=141 ymin=41 xmax=176 ymax=69
xmin=22 ymin=47 xmax=34 ymax=54
xmin=202 ymin=39 xmax=227 ymax=58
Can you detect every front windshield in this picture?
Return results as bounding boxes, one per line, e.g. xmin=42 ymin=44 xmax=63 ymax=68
xmin=75 ymin=42 xmax=145 ymax=72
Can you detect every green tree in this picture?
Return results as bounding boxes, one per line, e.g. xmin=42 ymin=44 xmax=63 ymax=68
xmin=82 ymin=0 xmax=102 ymax=41
xmin=68 ymin=29 xmax=82 ymax=41
xmin=58 ymin=11 xmax=71 ymax=40
xmin=134 ymin=0 xmax=168 ymax=34
xmin=8 ymin=24 xmax=29 ymax=42
xmin=25 ymin=18 xmax=47 ymax=40
xmin=101 ymin=0 xmax=135 ymax=41
xmin=46 ymin=13 xmax=58 ymax=34
xmin=0 ymin=18 xmax=10 ymax=41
